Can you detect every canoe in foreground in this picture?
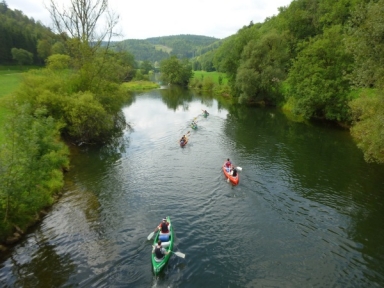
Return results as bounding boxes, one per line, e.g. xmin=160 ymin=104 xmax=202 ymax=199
xmin=152 ymin=216 xmax=174 ymax=275
xmin=222 ymin=164 xmax=239 ymax=185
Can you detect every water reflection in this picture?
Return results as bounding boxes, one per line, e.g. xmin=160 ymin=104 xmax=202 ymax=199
xmin=12 ymin=240 xmax=76 ymax=288
xmin=1 ymin=90 xmax=384 ymax=287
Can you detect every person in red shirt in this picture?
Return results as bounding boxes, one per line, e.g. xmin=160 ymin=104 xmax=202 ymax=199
xmin=225 ymin=158 xmax=232 ymax=172
xmin=154 ymin=218 xmax=170 ymax=234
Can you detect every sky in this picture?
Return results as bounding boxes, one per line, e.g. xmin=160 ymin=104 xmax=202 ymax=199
xmin=7 ymin=0 xmax=293 ymax=40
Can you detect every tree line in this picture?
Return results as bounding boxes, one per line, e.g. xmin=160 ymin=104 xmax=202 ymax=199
xmin=199 ymin=0 xmax=384 ymax=164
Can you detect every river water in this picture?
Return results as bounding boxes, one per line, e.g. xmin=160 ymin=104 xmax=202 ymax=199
xmin=1 ymin=87 xmax=384 ymax=287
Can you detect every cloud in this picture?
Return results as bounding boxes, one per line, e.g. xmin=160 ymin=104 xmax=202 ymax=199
xmin=7 ymin=0 xmax=293 ymax=40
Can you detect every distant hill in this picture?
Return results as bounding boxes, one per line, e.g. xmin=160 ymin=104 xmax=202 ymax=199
xmin=114 ymin=34 xmax=220 ymax=63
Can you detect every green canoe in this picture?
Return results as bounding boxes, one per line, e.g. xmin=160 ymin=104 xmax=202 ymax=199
xmin=151 ymin=216 xmax=174 ymax=275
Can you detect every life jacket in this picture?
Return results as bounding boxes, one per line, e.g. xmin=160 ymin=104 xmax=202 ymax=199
xmin=161 ymin=222 xmax=169 ymax=233
xmin=154 ymin=246 xmax=164 ymax=259
xmin=225 ymin=161 xmax=231 ymax=168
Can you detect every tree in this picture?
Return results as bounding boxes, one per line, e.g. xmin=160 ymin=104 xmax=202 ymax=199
xmin=51 ymin=41 xmax=66 ymax=55
xmin=345 ymin=0 xmax=384 ymax=88
xmin=140 ymin=60 xmax=153 ymax=75
xmin=11 ymin=47 xmax=33 ymax=67
xmin=47 ymin=0 xmax=120 ymax=70
xmin=37 ymin=39 xmax=51 ymax=61
xmin=349 ymin=91 xmax=384 ymax=164
xmin=46 ymin=54 xmax=71 ymax=70
xmin=160 ymin=56 xmax=192 ymax=86
xmin=235 ymin=30 xmax=289 ymax=105
xmin=287 ymin=25 xmax=354 ymax=121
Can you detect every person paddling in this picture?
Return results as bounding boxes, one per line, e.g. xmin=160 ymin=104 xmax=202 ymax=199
xmin=154 ymin=218 xmax=170 ymax=234
xmin=152 ymin=240 xmax=169 ymax=261
xmin=180 ymin=135 xmax=187 ymax=145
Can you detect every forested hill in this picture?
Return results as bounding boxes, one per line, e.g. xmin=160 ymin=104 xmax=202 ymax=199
xmin=0 ymin=2 xmax=58 ymax=65
xmin=115 ymin=35 xmax=220 ymax=62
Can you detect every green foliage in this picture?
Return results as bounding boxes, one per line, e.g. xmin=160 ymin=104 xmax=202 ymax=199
xmin=235 ymin=29 xmax=289 ymax=105
xmin=121 ymin=81 xmax=159 ymax=91
xmin=140 ymin=60 xmax=153 ymax=74
xmin=0 ymin=5 xmax=58 ymax=64
xmin=287 ymin=25 xmax=354 ymax=121
xmin=116 ymin=39 xmax=169 ymax=62
xmin=46 ymin=54 xmax=71 ymax=70
xmin=0 ymin=105 xmax=69 ymax=238
xmin=346 ymin=0 xmax=384 ymax=88
xmin=147 ymin=35 xmax=219 ymax=58
xmin=192 ymin=71 xmax=228 ymax=85
xmin=160 ymin=56 xmax=193 ymax=86
xmin=349 ymin=91 xmax=384 ymax=163
xmin=116 ymin=35 xmax=219 ymax=63
xmin=14 ymin=55 xmax=129 ymax=144
xmin=62 ymin=91 xmax=111 ymax=142
xmin=11 ymin=48 xmax=33 ymax=67
xmin=0 ymin=72 xmax=22 ymax=145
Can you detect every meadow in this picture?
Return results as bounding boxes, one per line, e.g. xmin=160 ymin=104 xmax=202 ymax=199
xmin=192 ymin=71 xmax=228 ymax=85
xmin=0 ymin=68 xmax=23 ymax=143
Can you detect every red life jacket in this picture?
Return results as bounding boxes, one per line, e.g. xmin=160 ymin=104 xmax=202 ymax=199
xmin=160 ymin=222 xmax=169 ymax=233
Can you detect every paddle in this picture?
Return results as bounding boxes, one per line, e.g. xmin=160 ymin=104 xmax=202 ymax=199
xmin=147 ymin=231 xmax=155 ymax=240
xmin=172 ymin=251 xmax=186 ymax=258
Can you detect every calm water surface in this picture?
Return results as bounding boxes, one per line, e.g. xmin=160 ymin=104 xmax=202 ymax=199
xmin=1 ymin=88 xmax=384 ymax=287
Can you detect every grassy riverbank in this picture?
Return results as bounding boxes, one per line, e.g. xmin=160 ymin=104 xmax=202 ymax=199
xmin=121 ymin=80 xmax=160 ymax=91
xmin=189 ymin=71 xmax=231 ymax=97
xmin=0 ymin=70 xmax=23 ymax=144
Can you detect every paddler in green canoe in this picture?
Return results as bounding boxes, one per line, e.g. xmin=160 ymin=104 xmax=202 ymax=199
xmin=152 ymin=240 xmax=170 ymax=261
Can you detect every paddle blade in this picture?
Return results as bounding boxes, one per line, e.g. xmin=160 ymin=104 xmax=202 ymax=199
xmin=236 ymin=166 xmax=242 ymax=171
xmin=147 ymin=232 xmax=154 ymax=240
xmin=173 ymin=251 xmax=186 ymax=258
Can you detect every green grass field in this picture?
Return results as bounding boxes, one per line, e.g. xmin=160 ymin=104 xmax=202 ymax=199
xmin=192 ymin=71 xmax=228 ymax=85
xmin=0 ymin=72 xmax=23 ymax=144
xmin=121 ymin=80 xmax=160 ymax=91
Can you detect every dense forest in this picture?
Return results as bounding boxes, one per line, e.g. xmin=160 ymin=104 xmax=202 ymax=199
xmin=0 ymin=1 xmax=63 ymax=65
xmin=116 ymin=35 xmax=219 ymax=62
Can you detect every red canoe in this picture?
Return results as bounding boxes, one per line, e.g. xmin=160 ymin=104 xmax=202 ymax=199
xmin=180 ymin=136 xmax=188 ymax=147
xmin=222 ymin=163 xmax=239 ymax=185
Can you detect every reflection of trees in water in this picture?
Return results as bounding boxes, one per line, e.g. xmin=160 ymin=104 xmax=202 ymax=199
xmin=12 ymin=240 xmax=76 ymax=287
xmin=224 ymin=106 xmax=384 ymax=282
xmin=159 ymin=86 xmax=194 ymax=110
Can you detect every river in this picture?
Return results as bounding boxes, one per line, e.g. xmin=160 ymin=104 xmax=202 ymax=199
xmin=1 ymin=87 xmax=384 ymax=287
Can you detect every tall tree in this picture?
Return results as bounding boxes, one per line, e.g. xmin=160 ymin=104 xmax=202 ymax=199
xmin=47 ymin=0 xmax=120 ymax=71
xmin=160 ymin=56 xmax=192 ymax=86
xmin=346 ymin=0 xmax=384 ymax=88
xmin=235 ymin=29 xmax=289 ymax=105
xmin=287 ymin=25 xmax=354 ymax=121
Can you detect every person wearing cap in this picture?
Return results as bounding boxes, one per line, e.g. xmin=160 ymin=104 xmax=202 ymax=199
xmin=154 ymin=218 xmax=170 ymax=234
xmin=152 ymin=240 xmax=169 ymax=261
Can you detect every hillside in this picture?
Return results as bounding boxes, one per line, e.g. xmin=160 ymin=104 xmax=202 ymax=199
xmin=115 ymin=34 xmax=220 ymax=62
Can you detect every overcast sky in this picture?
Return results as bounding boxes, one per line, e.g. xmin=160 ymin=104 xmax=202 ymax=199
xmin=7 ymin=0 xmax=293 ymax=40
